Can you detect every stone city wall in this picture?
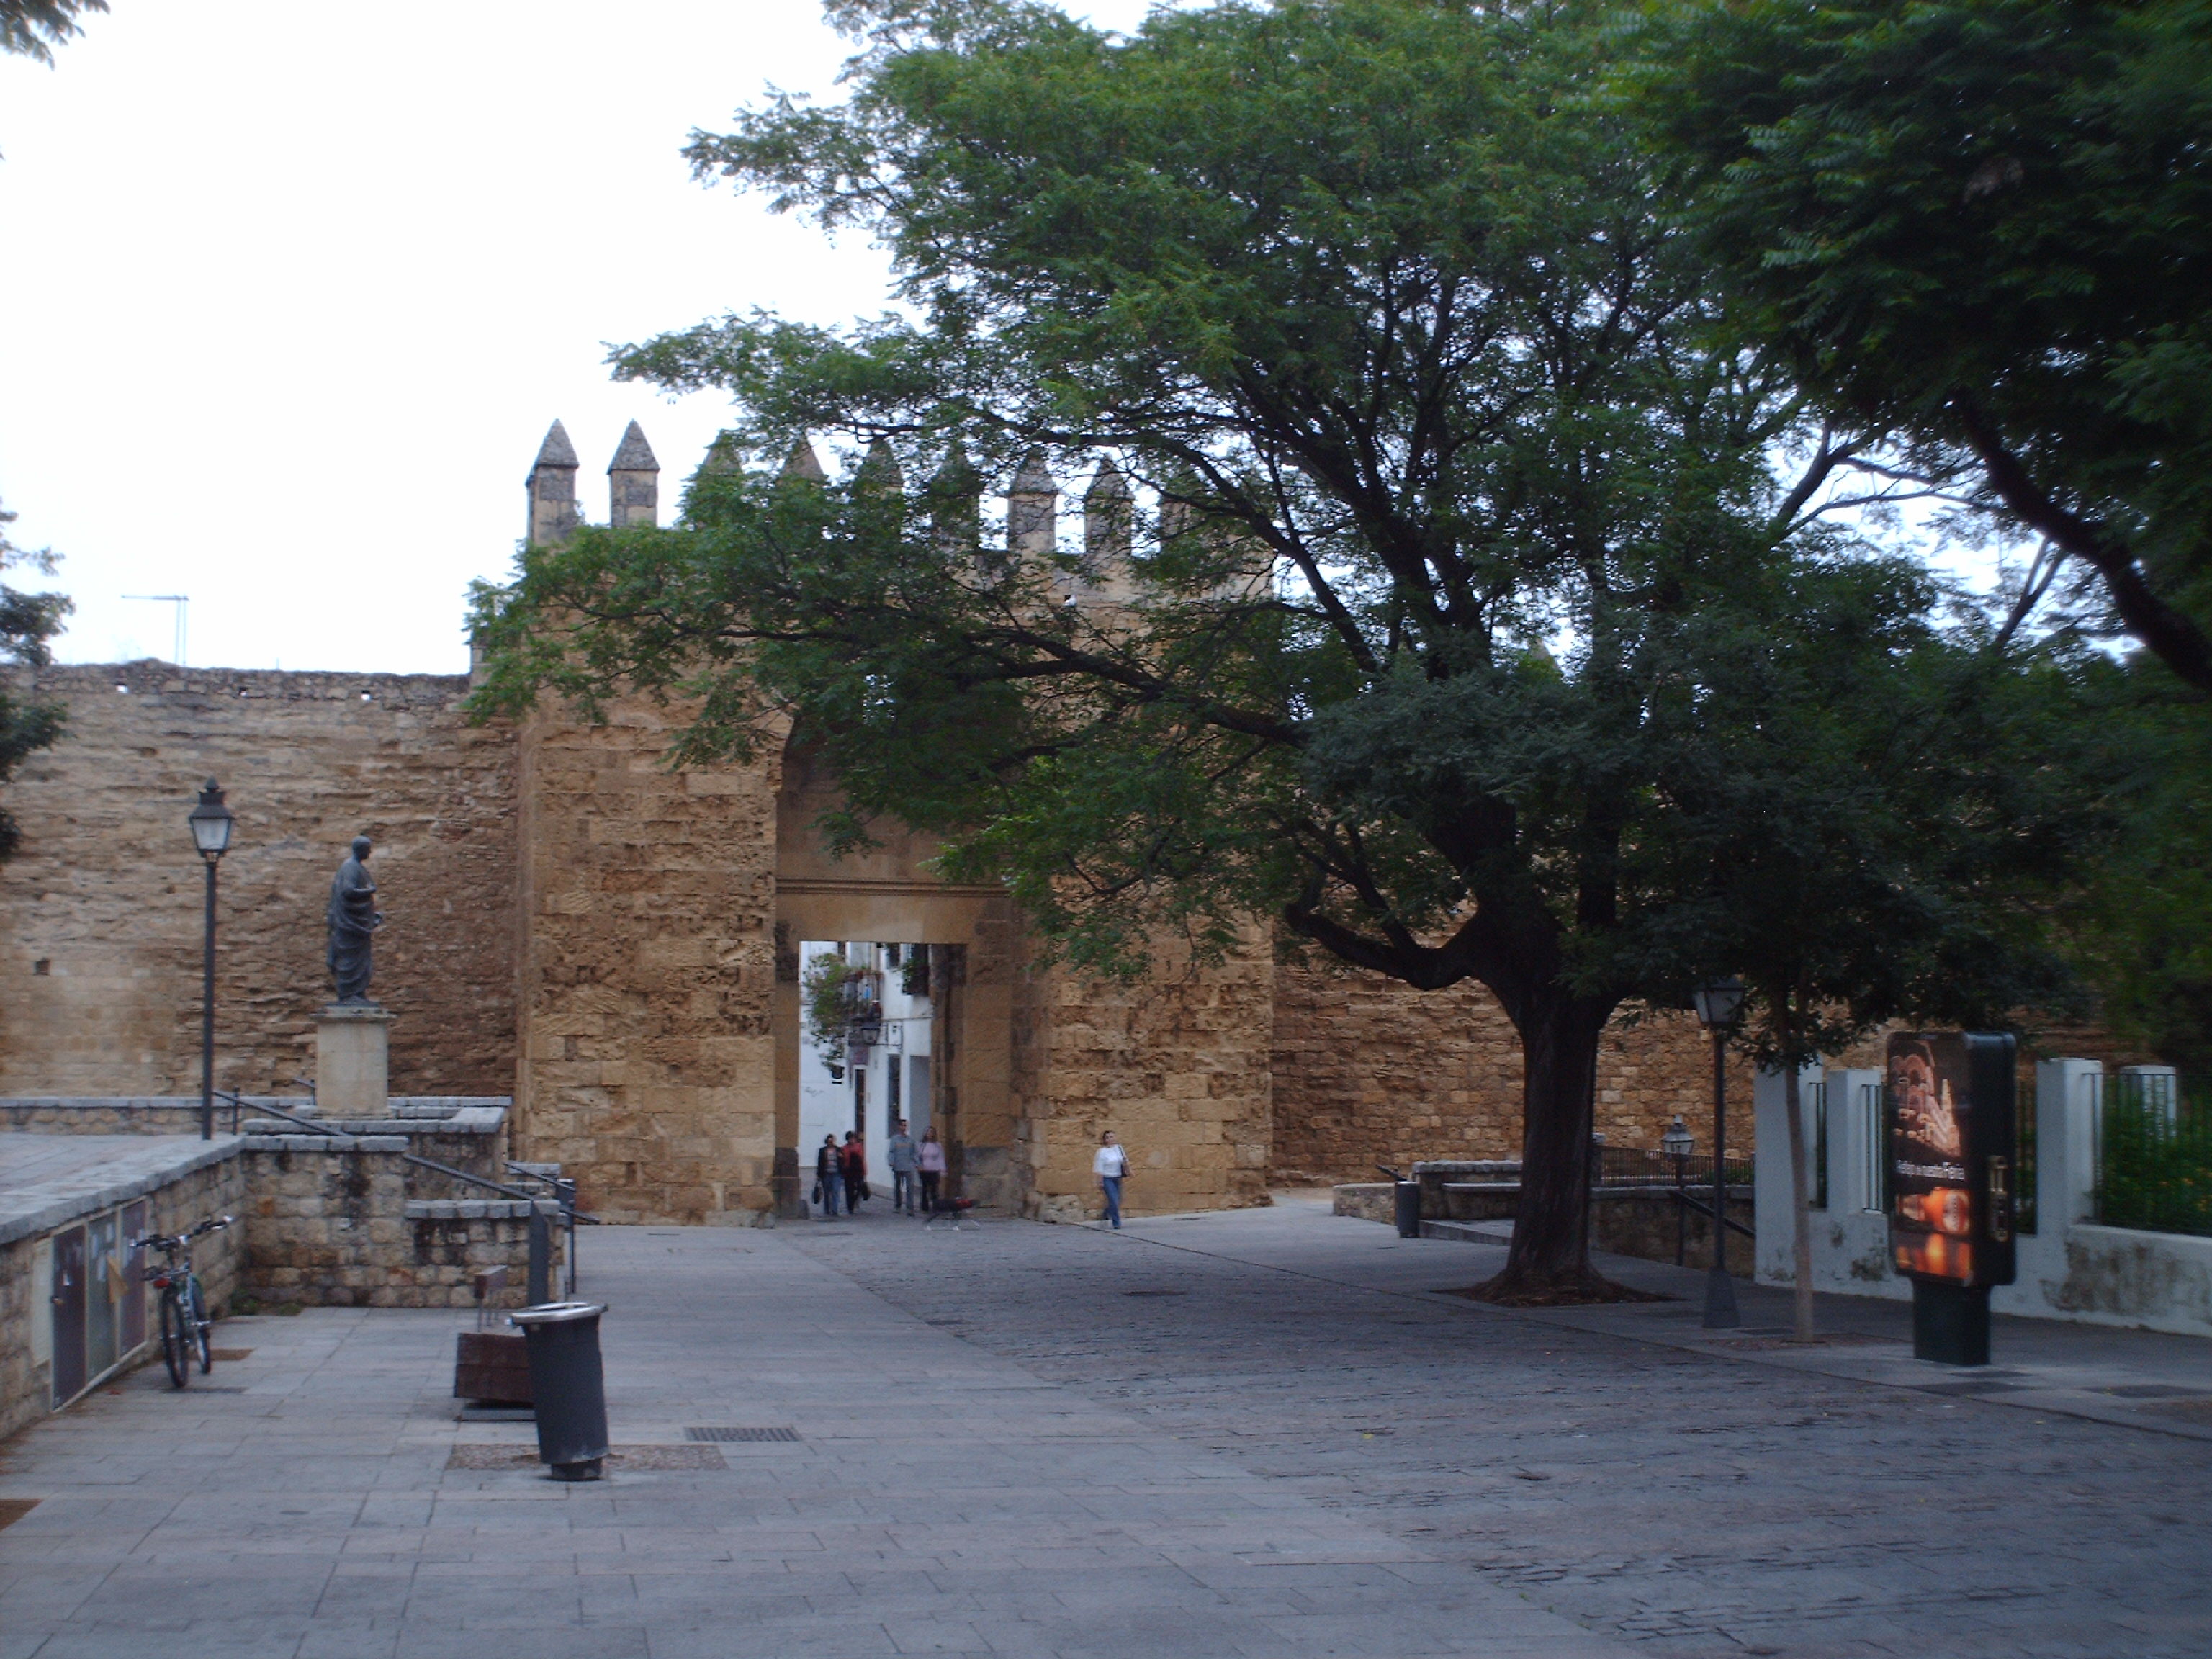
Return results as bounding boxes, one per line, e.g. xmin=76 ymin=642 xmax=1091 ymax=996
xmin=512 ymin=706 xmax=778 ymax=1225
xmin=1017 ymin=927 xmax=1276 ymax=1223
xmin=1269 ymin=961 xmax=1758 ymax=1185
xmin=0 ymin=662 xmax=518 ymax=1101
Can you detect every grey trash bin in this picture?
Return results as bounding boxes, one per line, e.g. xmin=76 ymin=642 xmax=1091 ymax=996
xmin=1394 ymin=1179 xmax=1422 ymax=1238
xmin=510 ymin=1300 xmax=609 ymax=1480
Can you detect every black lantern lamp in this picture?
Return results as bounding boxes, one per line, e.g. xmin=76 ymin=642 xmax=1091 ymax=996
xmin=1692 ymin=977 xmax=1745 ymax=1328
xmin=1691 ymin=977 xmax=1745 ymax=1032
xmin=188 ymin=781 xmax=234 ymax=1139
xmin=189 ymin=780 xmax=234 ymax=859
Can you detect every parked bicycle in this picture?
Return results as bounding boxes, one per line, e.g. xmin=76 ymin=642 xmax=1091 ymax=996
xmin=132 ymin=1215 xmax=233 ymax=1388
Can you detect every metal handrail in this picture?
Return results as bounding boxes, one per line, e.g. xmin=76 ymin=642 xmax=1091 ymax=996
xmin=218 ymin=1090 xmax=341 ymax=1138
xmin=1669 ymin=1189 xmax=1756 ymax=1241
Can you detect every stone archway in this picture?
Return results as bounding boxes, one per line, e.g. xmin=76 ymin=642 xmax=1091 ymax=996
xmin=770 ymin=738 xmax=1019 ymax=1216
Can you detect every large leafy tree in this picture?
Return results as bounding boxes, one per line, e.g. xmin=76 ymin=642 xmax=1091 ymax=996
xmin=1636 ymin=0 xmax=2212 ymax=694
xmin=475 ymin=0 xmax=2081 ymax=1298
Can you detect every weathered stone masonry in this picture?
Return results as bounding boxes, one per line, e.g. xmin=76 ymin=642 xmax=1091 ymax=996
xmin=0 ymin=661 xmax=515 ymax=1100
xmin=0 ymin=423 xmax=1755 ymax=1227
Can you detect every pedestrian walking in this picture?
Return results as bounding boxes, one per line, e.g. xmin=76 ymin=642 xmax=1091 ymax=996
xmin=918 ymin=1130 xmax=946 ymax=1214
xmin=1095 ymin=1130 xmax=1130 ymax=1229
xmin=842 ymin=1130 xmax=869 ymax=1213
xmin=886 ymin=1118 xmax=920 ymax=1215
xmin=813 ymin=1133 xmax=842 ymax=1218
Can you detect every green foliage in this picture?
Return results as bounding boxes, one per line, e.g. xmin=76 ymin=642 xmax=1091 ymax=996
xmin=2064 ymin=664 xmax=2212 ymax=1071
xmin=1635 ymin=0 xmax=2212 ymax=692
xmin=472 ymin=0 xmax=2103 ymax=1290
xmin=2096 ymin=1082 xmax=2212 ymax=1237
xmin=0 ymin=0 xmax=104 ymax=65
xmin=1633 ymin=568 xmax=2097 ymax=1076
xmin=802 ymin=950 xmax=874 ymax=1066
xmin=0 ymin=498 xmax=69 ymax=860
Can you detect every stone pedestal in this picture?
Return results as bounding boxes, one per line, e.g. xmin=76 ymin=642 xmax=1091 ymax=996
xmin=315 ymin=1003 xmax=397 ymax=1118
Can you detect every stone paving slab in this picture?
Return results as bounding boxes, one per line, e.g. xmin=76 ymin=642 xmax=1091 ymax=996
xmin=786 ymin=1195 xmax=2212 ymax=1659
xmin=0 ymin=1220 xmax=1624 ymax=1658
xmin=1141 ymin=1198 xmax=2212 ymax=1439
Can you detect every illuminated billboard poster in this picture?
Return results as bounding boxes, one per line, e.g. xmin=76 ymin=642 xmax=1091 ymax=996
xmin=1887 ymin=1032 xmax=2018 ymax=1290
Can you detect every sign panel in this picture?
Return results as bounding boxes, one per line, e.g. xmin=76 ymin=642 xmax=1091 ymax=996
xmin=1887 ymin=1032 xmax=2018 ymax=1288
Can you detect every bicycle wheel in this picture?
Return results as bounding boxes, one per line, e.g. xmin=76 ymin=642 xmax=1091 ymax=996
xmin=161 ymin=1291 xmax=192 ymax=1388
xmin=189 ymin=1278 xmax=212 ymax=1374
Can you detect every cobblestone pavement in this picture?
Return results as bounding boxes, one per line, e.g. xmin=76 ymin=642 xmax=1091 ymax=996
xmin=790 ymin=1198 xmax=2212 ymax=1659
xmin=0 ymin=1217 xmax=1619 ymax=1659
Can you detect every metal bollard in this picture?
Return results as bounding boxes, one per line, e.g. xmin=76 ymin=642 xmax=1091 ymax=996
xmin=1394 ymin=1179 xmax=1422 ymax=1238
xmin=510 ymin=1301 xmax=610 ymax=1480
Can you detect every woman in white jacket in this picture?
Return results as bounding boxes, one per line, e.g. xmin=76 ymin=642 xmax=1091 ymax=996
xmin=1094 ymin=1131 xmax=1130 ymax=1229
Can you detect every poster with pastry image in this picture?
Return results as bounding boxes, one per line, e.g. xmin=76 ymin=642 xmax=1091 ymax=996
xmin=1887 ymin=1031 xmax=2018 ymax=1289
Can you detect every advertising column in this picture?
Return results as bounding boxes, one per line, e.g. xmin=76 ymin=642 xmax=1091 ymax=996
xmin=1887 ymin=1032 xmax=2019 ymax=1365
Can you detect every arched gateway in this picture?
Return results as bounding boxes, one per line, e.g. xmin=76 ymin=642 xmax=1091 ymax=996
xmin=0 ymin=420 xmax=1732 ymax=1226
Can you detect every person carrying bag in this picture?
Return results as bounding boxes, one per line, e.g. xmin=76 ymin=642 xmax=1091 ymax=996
xmin=1094 ymin=1130 xmax=1130 ymax=1230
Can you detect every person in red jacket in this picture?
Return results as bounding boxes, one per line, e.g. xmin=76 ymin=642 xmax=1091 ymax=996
xmin=842 ymin=1130 xmax=868 ymax=1213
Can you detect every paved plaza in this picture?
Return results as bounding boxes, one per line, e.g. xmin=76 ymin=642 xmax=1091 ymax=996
xmin=2 ymin=1197 xmax=2209 ymax=1658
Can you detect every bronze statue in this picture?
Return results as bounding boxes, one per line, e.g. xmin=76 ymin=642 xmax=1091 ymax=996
xmin=326 ymin=836 xmax=383 ymax=1003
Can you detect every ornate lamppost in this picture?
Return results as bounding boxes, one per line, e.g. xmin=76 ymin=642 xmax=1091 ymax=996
xmin=186 ymin=781 xmax=234 ymax=1140
xmin=1691 ymin=978 xmax=1745 ymax=1328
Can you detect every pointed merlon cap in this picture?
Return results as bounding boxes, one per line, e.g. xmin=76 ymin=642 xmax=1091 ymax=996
xmin=781 ymin=436 xmax=827 ymax=482
xmin=1010 ymin=447 xmax=1056 ymax=495
xmin=529 ymin=420 xmax=579 ymax=479
xmin=526 ymin=419 xmax=580 ymax=546
xmin=608 ymin=420 xmax=659 ymax=474
xmin=699 ymin=433 xmax=742 ymax=475
xmin=932 ymin=440 xmax=981 ymax=490
xmin=1085 ymin=457 xmax=1130 ymax=503
xmin=855 ymin=435 xmax=904 ymax=493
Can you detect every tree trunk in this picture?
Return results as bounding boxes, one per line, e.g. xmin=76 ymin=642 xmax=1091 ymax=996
xmin=1474 ymin=990 xmax=1647 ymax=1304
xmin=1785 ymin=1063 xmax=1817 ymax=1341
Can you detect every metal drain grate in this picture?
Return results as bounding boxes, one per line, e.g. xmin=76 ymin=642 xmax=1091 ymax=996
xmin=685 ymin=1426 xmax=801 ymax=1443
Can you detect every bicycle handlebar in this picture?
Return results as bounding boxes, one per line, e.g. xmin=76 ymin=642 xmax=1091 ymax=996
xmin=128 ymin=1215 xmax=233 ymax=1253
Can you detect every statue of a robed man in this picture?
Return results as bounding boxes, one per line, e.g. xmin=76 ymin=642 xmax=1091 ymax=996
xmin=326 ymin=836 xmax=384 ymax=1004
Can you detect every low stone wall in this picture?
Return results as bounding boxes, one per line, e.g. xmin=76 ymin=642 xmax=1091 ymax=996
xmin=1334 ymin=1176 xmax=1755 ymax=1274
xmin=1 ymin=1094 xmax=510 ymax=1150
xmin=1590 ymin=1186 xmax=1755 ymax=1277
xmin=1413 ymin=1161 xmax=1519 ymax=1218
xmin=238 ymin=1103 xmax=511 ymax=1181
xmin=241 ymin=1138 xmax=557 ymax=1309
xmin=1331 ymin=1182 xmax=1395 ymax=1223
xmin=1 ymin=1143 xmax=246 ymax=1443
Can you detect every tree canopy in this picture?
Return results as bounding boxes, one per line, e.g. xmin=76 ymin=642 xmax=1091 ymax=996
xmin=1636 ymin=0 xmax=2212 ymax=695
xmin=0 ymin=0 xmax=105 ymax=65
xmin=0 ymin=498 xmax=71 ymax=858
xmin=475 ymin=0 xmax=2098 ymax=1298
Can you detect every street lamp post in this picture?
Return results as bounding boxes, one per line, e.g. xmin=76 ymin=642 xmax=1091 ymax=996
xmin=1661 ymin=1114 xmax=1694 ymax=1267
xmin=1691 ymin=978 xmax=1745 ymax=1328
xmin=187 ymin=781 xmax=235 ymax=1140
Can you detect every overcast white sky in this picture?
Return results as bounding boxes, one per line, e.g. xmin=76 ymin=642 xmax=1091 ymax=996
xmin=0 ymin=1 xmax=1151 ymax=673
